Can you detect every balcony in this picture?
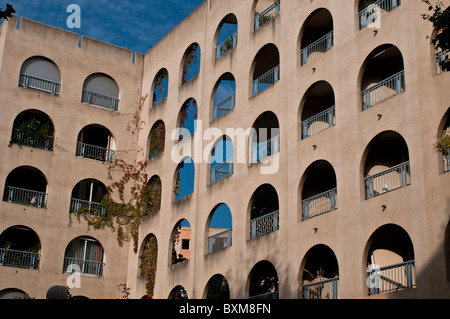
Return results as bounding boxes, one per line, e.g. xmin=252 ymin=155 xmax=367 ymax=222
xmin=254 ymin=1 xmax=279 ymax=31
xmin=19 ymin=73 xmax=60 ymax=95
xmin=70 ymin=198 xmax=105 ymax=216
xmin=82 ymin=90 xmax=119 ymax=111
xmin=11 ymin=128 xmax=54 ymax=151
xmin=0 ymin=226 xmax=41 ymax=270
xmin=208 ymin=229 xmax=232 ymax=254
xmin=216 ymin=32 xmax=238 ymax=59
xmin=301 ymin=277 xmax=339 ymax=299
xmin=76 ymin=142 xmax=115 ymax=163
xmin=444 ymin=146 xmax=449 ymax=173
xmin=249 ymin=291 xmax=279 ymax=299
xmin=301 ymin=31 xmax=333 ymax=66
xmin=301 ymin=106 xmax=335 ymax=139
xmin=368 ymin=260 xmax=415 ymax=295
xmin=358 ymin=0 xmax=401 ymax=30
xmin=364 ymin=161 xmax=410 ymax=199
xmin=63 ymin=257 xmax=105 ymax=278
xmin=362 ymin=70 xmax=405 ymax=110
xmin=252 ymin=65 xmax=279 ymax=96
xmin=82 ymin=73 xmax=120 ymax=111
xmin=0 ymin=248 xmax=40 ymax=270
xmin=5 ymin=186 xmax=47 ymax=208
xmin=213 ymin=94 xmax=235 ymax=121
xmin=251 ymin=134 xmax=280 ymax=164
xmin=18 ymin=56 xmax=61 ymax=96
xmin=210 ymin=158 xmax=234 ymax=184
xmin=250 ymin=210 xmax=279 ymax=239
xmin=63 ymin=236 xmax=105 ymax=278
xmin=436 ymin=50 xmax=449 ymax=75
xmin=301 ymin=188 xmax=337 ymax=221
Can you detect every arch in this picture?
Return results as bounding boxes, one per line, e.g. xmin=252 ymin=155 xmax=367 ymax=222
xmin=249 ymin=184 xmax=279 ymax=239
xmin=168 ymin=285 xmax=188 ymax=299
xmin=177 ymin=98 xmax=198 ymax=140
xmin=250 ymin=111 xmax=280 ymax=164
xmin=251 ymin=44 xmax=280 ymax=96
xmin=63 ymin=236 xmax=105 ymax=278
xmin=209 ymin=135 xmax=234 ymax=184
xmin=139 ymin=233 xmax=158 ymax=298
xmin=0 ymin=225 xmax=41 ymax=270
xmin=212 ymin=73 xmax=236 ymax=121
xmin=3 ymin=166 xmax=48 ymax=208
xmin=299 ymin=81 xmax=336 ymax=140
xmin=10 ymin=109 xmax=55 ymax=151
xmin=0 ymin=288 xmax=31 ymax=299
xmin=148 ymin=120 xmax=166 ymax=159
xmin=170 ymin=219 xmax=192 ymax=264
xmin=173 ymin=157 xmax=195 ymax=202
xmin=76 ymin=124 xmax=116 ymax=163
xmin=206 ymin=203 xmax=233 ymax=254
xmin=299 ymin=160 xmax=337 ymax=220
xmin=247 ymin=260 xmax=279 ymax=299
xmin=181 ymin=43 xmax=201 ymax=84
xmin=152 ymin=68 xmax=169 ymax=105
xmin=19 ymin=56 xmax=61 ymax=95
xmin=299 ymin=244 xmax=339 ymax=299
xmin=144 ymin=175 xmax=162 ymax=213
xmin=362 ymin=130 xmax=410 ymax=199
xmin=215 ymin=14 xmax=238 ymax=59
xmin=359 ymin=44 xmax=405 ymax=111
xmin=204 ymin=274 xmax=230 ymax=299
xmin=70 ymin=178 xmax=108 ymax=216
xmin=436 ymin=108 xmax=450 ymax=173
xmin=81 ymin=73 xmax=120 ymax=111
xmin=299 ymin=8 xmax=334 ymax=66
xmin=363 ymin=224 xmax=415 ymax=295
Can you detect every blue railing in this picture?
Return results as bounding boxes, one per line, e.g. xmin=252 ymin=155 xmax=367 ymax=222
xmin=19 ymin=73 xmax=60 ymax=95
xmin=302 ymin=277 xmax=339 ymax=299
xmin=436 ymin=50 xmax=449 ymax=75
xmin=301 ymin=188 xmax=337 ymax=221
xmin=250 ymin=210 xmax=279 ymax=239
xmin=361 ymin=70 xmax=405 ymax=110
xmin=364 ymin=161 xmax=410 ymax=199
xmin=0 ymin=248 xmax=40 ymax=270
xmin=251 ymin=134 xmax=280 ymax=164
xmin=63 ymin=257 xmax=105 ymax=278
xmin=254 ymin=1 xmax=280 ymax=31
xmin=213 ymin=94 xmax=235 ymax=120
xmin=252 ymin=65 xmax=280 ymax=96
xmin=210 ymin=158 xmax=234 ymax=184
xmin=301 ymin=106 xmax=335 ymax=139
xmin=301 ymin=31 xmax=334 ymax=65
xmin=216 ymin=32 xmax=238 ymax=59
xmin=11 ymin=128 xmax=54 ymax=151
xmin=70 ymin=198 xmax=105 ymax=216
xmin=5 ymin=186 xmax=47 ymax=208
xmin=76 ymin=142 xmax=115 ymax=163
xmin=249 ymin=291 xmax=279 ymax=299
xmin=208 ymin=229 xmax=232 ymax=253
xmin=444 ymin=146 xmax=450 ymax=173
xmin=359 ymin=0 xmax=401 ymax=30
xmin=82 ymin=89 xmax=119 ymax=111
xmin=368 ymin=260 xmax=415 ymax=295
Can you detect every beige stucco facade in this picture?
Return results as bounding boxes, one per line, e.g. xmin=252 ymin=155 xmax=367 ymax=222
xmin=0 ymin=0 xmax=450 ymax=299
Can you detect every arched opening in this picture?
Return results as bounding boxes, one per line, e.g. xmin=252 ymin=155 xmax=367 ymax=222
xmin=3 ymin=166 xmax=48 ymax=208
xmin=168 ymin=285 xmax=188 ymax=299
xmin=70 ymin=179 xmax=107 ymax=216
xmin=299 ymin=81 xmax=335 ymax=140
xmin=144 ymin=175 xmax=162 ymax=214
xmin=10 ymin=109 xmax=55 ymax=151
xmin=215 ymin=14 xmax=238 ymax=59
xmin=363 ymin=131 xmax=410 ymax=199
xmin=170 ymin=219 xmax=192 ymax=264
xmin=364 ymin=224 xmax=415 ymax=295
xmin=360 ymin=44 xmax=405 ymax=111
xmin=358 ymin=0 xmax=401 ymax=30
xmin=148 ymin=120 xmax=166 ymax=159
xmin=181 ymin=43 xmax=201 ymax=84
xmin=300 ymin=8 xmax=334 ymax=66
xmin=81 ymin=73 xmax=119 ymax=111
xmin=63 ymin=236 xmax=105 ymax=278
xmin=19 ymin=56 xmax=61 ymax=95
xmin=299 ymin=245 xmax=339 ymax=299
xmin=0 ymin=288 xmax=31 ymax=299
xmin=248 ymin=260 xmax=279 ymax=299
xmin=250 ymin=111 xmax=280 ymax=164
xmin=139 ymin=234 xmax=158 ymax=299
xmin=212 ymin=73 xmax=236 ymax=121
xmin=300 ymin=160 xmax=337 ymax=221
xmin=152 ymin=68 xmax=169 ymax=105
xmin=173 ymin=157 xmax=195 ymax=202
xmin=436 ymin=108 xmax=450 ymax=173
xmin=0 ymin=226 xmax=41 ymax=270
xmin=76 ymin=124 xmax=116 ymax=163
xmin=253 ymin=0 xmax=280 ymax=31
xmin=210 ymin=136 xmax=234 ymax=184
xmin=204 ymin=274 xmax=230 ymax=299
xmin=249 ymin=184 xmax=279 ymax=239
xmin=207 ymin=203 xmax=232 ymax=254
xmin=252 ymin=44 xmax=280 ymax=96
xmin=177 ymin=98 xmax=198 ymax=141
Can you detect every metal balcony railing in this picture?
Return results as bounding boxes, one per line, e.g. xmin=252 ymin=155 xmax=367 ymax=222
xmin=444 ymin=146 xmax=450 ymax=173
xmin=0 ymin=248 xmax=40 ymax=269
xmin=70 ymin=198 xmax=105 ymax=216
xmin=436 ymin=50 xmax=449 ymax=75
xmin=63 ymin=257 xmax=105 ymax=278
xmin=364 ymin=161 xmax=411 ymax=199
xmin=76 ymin=142 xmax=115 ymax=163
xmin=82 ymin=89 xmax=119 ymax=111
xmin=216 ymin=32 xmax=238 ymax=59
xmin=212 ymin=94 xmax=235 ymax=121
xmin=254 ymin=1 xmax=280 ymax=31
xmin=210 ymin=158 xmax=234 ymax=184
xmin=359 ymin=0 xmax=401 ymax=30
xmin=301 ymin=188 xmax=337 ymax=221
xmin=301 ymin=106 xmax=335 ymax=139
xmin=249 ymin=291 xmax=279 ymax=299
xmin=5 ymin=186 xmax=47 ymax=208
xmin=250 ymin=210 xmax=279 ymax=239
xmin=302 ymin=277 xmax=339 ymax=299
xmin=11 ymin=128 xmax=54 ymax=151
xmin=301 ymin=31 xmax=334 ymax=66
xmin=361 ymin=70 xmax=405 ymax=110
xmin=208 ymin=229 xmax=232 ymax=253
xmin=19 ymin=73 xmax=60 ymax=95
xmin=368 ymin=260 xmax=415 ymax=295
xmin=251 ymin=134 xmax=280 ymax=163
xmin=252 ymin=65 xmax=280 ymax=96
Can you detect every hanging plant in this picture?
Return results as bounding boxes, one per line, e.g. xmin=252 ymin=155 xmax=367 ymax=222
xmin=139 ymin=235 xmax=158 ymax=298
xmin=149 ymin=122 xmax=165 ymax=158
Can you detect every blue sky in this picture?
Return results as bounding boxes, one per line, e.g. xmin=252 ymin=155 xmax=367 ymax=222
xmin=5 ymin=0 xmax=205 ymax=53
